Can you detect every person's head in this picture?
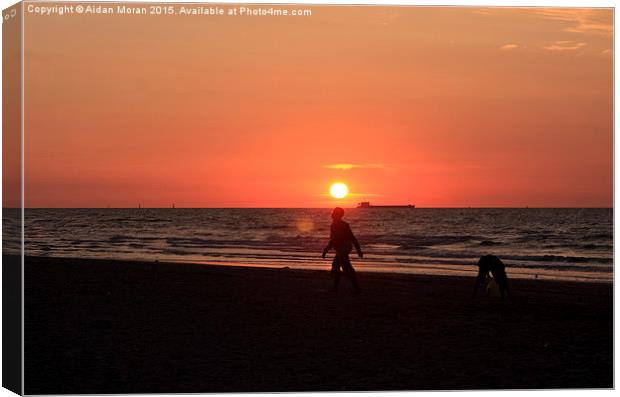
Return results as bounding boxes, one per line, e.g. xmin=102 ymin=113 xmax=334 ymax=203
xmin=331 ymin=207 xmax=345 ymax=221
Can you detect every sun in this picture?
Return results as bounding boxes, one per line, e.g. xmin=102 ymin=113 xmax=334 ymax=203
xmin=329 ymin=182 xmax=349 ymax=199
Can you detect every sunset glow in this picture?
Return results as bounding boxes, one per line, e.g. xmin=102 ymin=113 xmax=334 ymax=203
xmin=329 ymin=183 xmax=349 ymax=199
xmin=15 ymin=6 xmax=613 ymax=208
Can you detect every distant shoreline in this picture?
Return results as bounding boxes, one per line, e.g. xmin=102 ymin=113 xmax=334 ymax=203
xmin=19 ymin=254 xmax=613 ymax=283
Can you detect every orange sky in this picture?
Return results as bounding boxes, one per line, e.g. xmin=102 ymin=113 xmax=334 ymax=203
xmin=20 ymin=5 xmax=612 ymax=208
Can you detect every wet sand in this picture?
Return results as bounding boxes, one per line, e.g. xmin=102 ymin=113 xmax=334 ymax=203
xmin=23 ymin=255 xmax=612 ymax=393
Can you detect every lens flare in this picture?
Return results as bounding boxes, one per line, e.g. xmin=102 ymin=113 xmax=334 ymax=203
xmin=296 ymin=218 xmax=314 ymax=233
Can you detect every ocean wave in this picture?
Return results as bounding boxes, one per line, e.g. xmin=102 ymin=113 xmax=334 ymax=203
xmin=498 ymin=254 xmax=612 ymax=264
xmin=541 ymin=243 xmax=613 ymax=251
xmin=22 ymin=208 xmax=613 ymax=278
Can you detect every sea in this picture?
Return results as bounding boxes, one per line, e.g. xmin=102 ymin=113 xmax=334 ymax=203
xmin=7 ymin=208 xmax=614 ymax=282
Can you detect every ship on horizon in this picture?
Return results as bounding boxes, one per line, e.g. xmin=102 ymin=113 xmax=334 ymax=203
xmin=357 ymin=201 xmax=415 ymax=209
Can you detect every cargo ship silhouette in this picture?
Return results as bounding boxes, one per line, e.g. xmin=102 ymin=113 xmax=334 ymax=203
xmin=357 ymin=201 xmax=415 ymax=208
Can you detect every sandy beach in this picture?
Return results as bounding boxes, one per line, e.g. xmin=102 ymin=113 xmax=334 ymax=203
xmin=23 ymin=255 xmax=612 ymax=393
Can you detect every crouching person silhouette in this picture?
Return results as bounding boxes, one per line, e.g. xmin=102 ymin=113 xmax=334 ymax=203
xmin=322 ymin=207 xmax=362 ymax=294
xmin=472 ymin=254 xmax=510 ymax=299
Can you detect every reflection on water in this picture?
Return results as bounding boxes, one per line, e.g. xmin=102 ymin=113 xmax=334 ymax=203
xmin=24 ymin=208 xmax=613 ymax=282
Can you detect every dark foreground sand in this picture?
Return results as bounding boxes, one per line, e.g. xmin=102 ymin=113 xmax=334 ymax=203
xmin=23 ymin=255 xmax=612 ymax=394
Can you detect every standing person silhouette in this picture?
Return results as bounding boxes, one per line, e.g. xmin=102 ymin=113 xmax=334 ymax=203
xmin=322 ymin=207 xmax=363 ymax=294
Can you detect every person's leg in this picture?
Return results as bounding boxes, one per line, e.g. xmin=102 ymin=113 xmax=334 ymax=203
xmin=341 ymin=255 xmax=361 ymax=293
xmin=493 ymin=271 xmax=509 ymax=299
xmin=490 ymin=257 xmax=509 ymax=299
xmin=331 ymin=255 xmax=341 ymax=291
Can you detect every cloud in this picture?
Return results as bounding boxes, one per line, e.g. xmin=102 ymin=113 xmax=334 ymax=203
xmin=542 ymin=41 xmax=587 ymax=51
xmin=474 ymin=8 xmax=612 ymax=36
xmin=380 ymin=11 xmax=401 ymax=26
xmin=500 ymin=44 xmax=519 ymax=50
xmin=323 ymin=163 xmax=391 ymax=171
xmin=525 ymin=8 xmax=613 ymax=36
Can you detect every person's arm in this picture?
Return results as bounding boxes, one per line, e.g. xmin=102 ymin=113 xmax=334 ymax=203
xmin=349 ymin=226 xmax=363 ymax=258
xmin=322 ymin=240 xmax=332 ymax=258
xmin=472 ymin=267 xmax=486 ymax=298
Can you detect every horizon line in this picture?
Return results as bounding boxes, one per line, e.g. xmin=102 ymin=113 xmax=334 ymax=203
xmin=4 ymin=206 xmax=614 ymax=210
